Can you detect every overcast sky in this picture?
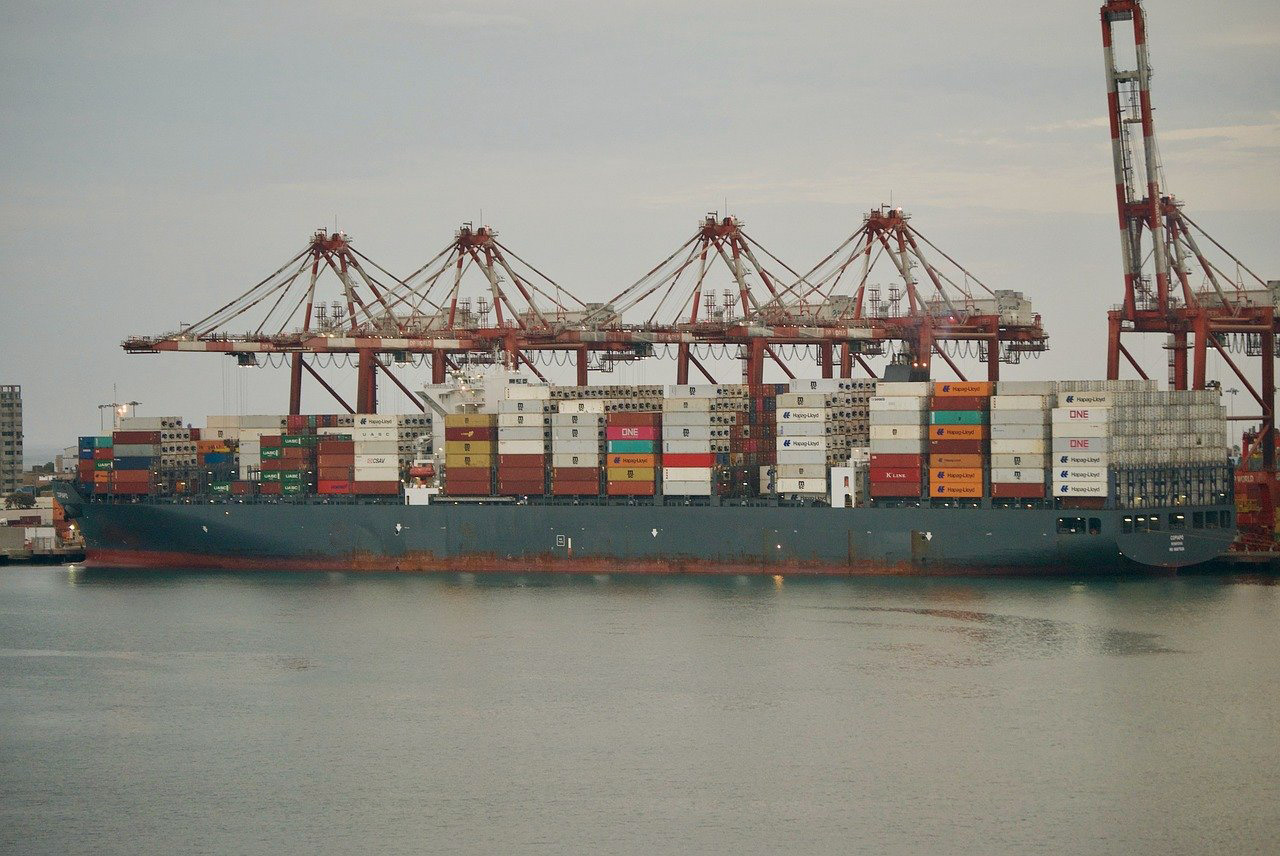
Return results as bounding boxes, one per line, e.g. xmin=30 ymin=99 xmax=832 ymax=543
xmin=2 ymin=0 xmax=1277 ymax=458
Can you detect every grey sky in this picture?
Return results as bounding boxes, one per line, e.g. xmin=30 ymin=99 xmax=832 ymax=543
xmin=2 ymin=0 xmax=1277 ymax=457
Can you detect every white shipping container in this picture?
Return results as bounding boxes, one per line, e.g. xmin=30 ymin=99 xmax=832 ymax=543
xmin=869 ymin=438 xmax=929 ymax=454
xmin=777 ymin=437 xmax=828 ymax=451
xmin=777 ymin=477 xmax=827 ymax=494
xmin=353 ymin=441 xmax=398 ymax=455
xmin=352 ymin=454 xmax=397 ymax=468
xmin=551 ymin=440 xmax=600 ymax=456
xmin=661 ymin=480 xmax=713 ymax=496
xmin=777 ymin=408 xmax=826 ymax=422
xmin=777 ymin=392 xmax=842 ymax=408
xmin=504 ymin=384 xmax=553 ymax=401
xmin=661 ymin=397 xmax=712 ymax=412
xmin=351 ymin=428 xmax=397 ymax=442
xmin=775 ymin=450 xmax=827 ymax=466
xmin=1058 ymin=392 xmax=1116 ymax=406
xmin=353 ymin=466 xmax=400 ymax=481
xmin=559 ymin=399 xmax=607 ymax=414
xmin=1053 ymin=480 xmax=1109 ymax=497
xmin=1054 ymin=466 xmax=1107 ymax=482
xmin=550 ymin=413 xmax=604 ymax=427
xmin=995 ymin=381 xmax=1057 ymax=396
xmin=1053 ymin=421 xmax=1110 ymax=438
xmin=659 ymin=411 xmax=713 ymax=427
xmin=498 ymin=413 xmax=549 ymax=427
xmin=990 ymin=395 xmax=1052 ymax=410
xmin=551 ymin=426 xmax=601 ymax=441
xmin=1051 ymin=436 xmax=1110 ymax=452
xmin=498 ymin=439 xmax=548 ymax=455
xmin=869 ymin=425 xmax=925 ymax=441
xmin=989 ymin=468 xmax=1045 ymax=484
xmin=353 ymin=415 xmax=397 ymax=428
xmin=1053 ymin=452 xmax=1108 ymax=467
xmin=661 ymin=466 xmax=714 ymax=481
xmin=989 ymin=453 xmax=1048 ymax=468
xmin=777 ymin=421 xmax=832 ymax=436
xmin=988 ymin=439 xmax=1048 ymax=455
xmin=551 ymin=455 xmax=602 ymax=470
xmin=990 ymin=424 xmax=1050 ymax=440
xmin=876 ymin=382 xmax=930 ymax=397
xmin=497 ymin=426 xmax=546 ymax=441
xmin=662 ymin=439 xmax=712 ymax=454
xmin=870 ymin=410 xmax=927 ymax=426
xmin=775 ymin=464 xmax=828 ymax=479
xmin=870 ymin=396 xmax=928 ymax=412
xmin=662 ymin=426 xmax=713 ymax=441
xmin=989 ymin=409 xmax=1051 ymax=426
xmin=1051 ymin=407 xmax=1110 ymax=423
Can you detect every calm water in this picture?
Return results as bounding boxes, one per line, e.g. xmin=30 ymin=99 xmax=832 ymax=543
xmin=1 ymin=566 xmax=1278 ymax=855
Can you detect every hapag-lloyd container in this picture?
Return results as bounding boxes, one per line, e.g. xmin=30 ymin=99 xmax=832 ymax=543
xmin=1054 ymin=481 xmax=1108 ymax=496
xmin=1053 ymin=452 xmax=1108 ymax=467
xmin=778 ymin=408 xmax=826 ymax=422
xmin=1055 ymin=466 xmax=1107 ymax=482
xmin=777 ymin=437 xmax=828 ymax=451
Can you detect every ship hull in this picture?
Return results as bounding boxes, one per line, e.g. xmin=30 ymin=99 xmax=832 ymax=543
xmin=63 ymin=496 xmax=1236 ymax=575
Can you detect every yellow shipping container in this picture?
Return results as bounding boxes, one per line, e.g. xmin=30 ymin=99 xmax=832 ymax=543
xmin=444 ymin=413 xmax=496 ymax=427
xmin=445 ymin=440 xmax=496 ymax=455
xmin=605 ymin=467 xmax=656 ymax=482
xmin=444 ymin=453 xmax=493 ymax=468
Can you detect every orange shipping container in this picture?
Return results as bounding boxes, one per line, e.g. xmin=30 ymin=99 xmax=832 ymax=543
xmin=929 ymin=482 xmax=983 ymax=498
xmin=930 ymin=453 xmax=983 ymax=469
xmin=607 ymin=454 xmax=656 ymax=468
xmin=931 ymin=425 xmax=986 ymax=441
xmin=933 ymin=381 xmax=994 ymax=397
xmin=928 ymin=467 xmax=983 ymax=485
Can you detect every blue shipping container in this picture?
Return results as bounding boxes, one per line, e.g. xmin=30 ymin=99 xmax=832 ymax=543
xmin=113 ymin=456 xmax=154 ymax=470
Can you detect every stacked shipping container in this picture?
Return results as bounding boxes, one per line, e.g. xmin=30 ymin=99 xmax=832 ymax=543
xmin=928 ymin=382 xmax=992 ymax=500
xmin=661 ymin=392 xmax=713 ymax=495
xmin=606 ymin=411 xmax=660 ymax=496
xmin=443 ymin=413 xmax=495 ymax=496
xmin=868 ymin=383 xmax=929 ymax=498
xmin=497 ymin=387 xmax=551 ymax=495
xmin=988 ymin=381 xmax=1055 ymax=499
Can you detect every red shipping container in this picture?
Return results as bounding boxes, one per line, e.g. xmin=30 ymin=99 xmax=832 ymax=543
xmin=991 ymin=483 xmax=1046 ymax=499
xmin=606 ymin=412 xmax=662 ymax=427
xmin=929 ymin=439 xmax=985 ymax=454
xmin=870 ymin=453 xmax=925 ymax=468
xmin=447 ymin=466 xmax=490 ymax=479
xmin=112 ymin=430 xmax=161 ymax=444
xmin=869 ymin=467 xmax=923 ymax=482
xmin=259 ymin=482 xmax=283 ymax=495
xmin=351 ymin=481 xmax=400 ymax=495
xmin=443 ymin=482 xmax=491 ymax=496
xmin=281 ymin=446 xmax=308 ymax=460
xmin=869 ymin=482 xmax=926 ymax=497
xmin=318 ymin=440 xmax=355 ymax=454
xmin=607 ymin=481 xmax=656 ymax=496
xmin=498 ymin=466 xmax=544 ymax=481
xmin=230 ymin=481 xmax=256 ymax=496
xmin=551 ymin=481 xmax=600 ymax=496
xmin=189 ymin=428 xmax=201 ymax=440
xmin=929 ymin=396 xmax=989 ymax=411
xmin=111 ymin=470 xmax=152 ymax=482
xmin=261 ymin=435 xmax=282 ymax=448
xmin=92 ymin=448 xmax=113 ymax=460
xmin=552 ymin=467 xmax=600 ymax=480
xmin=497 ymin=480 xmax=545 ymax=494
xmin=605 ymin=426 xmax=658 ymax=441
xmin=316 ymin=454 xmax=355 ymax=468
xmin=317 ymin=479 xmax=352 ymax=494
xmin=261 ymin=459 xmax=283 ymax=472
xmin=663 ymin=453 xmax=714 ymax=467
xmin=445 ymin=426 xmax=495 ymax=441
xmin=498 ymin=454 xmax=545 ymax=467
xmin=318 ymin=467 xmax=353 ymax=480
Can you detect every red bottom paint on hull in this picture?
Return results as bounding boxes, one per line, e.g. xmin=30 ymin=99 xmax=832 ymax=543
xmin=84 ymin=547 xmax=1142 ymax=578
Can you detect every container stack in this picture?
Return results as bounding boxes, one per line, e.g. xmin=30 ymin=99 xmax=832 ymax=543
xmin=740 ymin=383 xmax=785 ymax=496
xmin=196 ymin=437 xmax=237 ymax=493
xmin=110 ymin=422 xmax=168 ymax=496
xmin=661 ymin=391 xmax=714 ymax=496
xmin=989 ymin=381 xmax=1056 ymax=500
xmin=550 ymin=400 xmax=604 ymax=496
xmin=868 ymin=382 xmax=929 ymax=498
xmin=258 ymin=431 xmax=316 ymax=496
xmin=775 ymin=390 xmax=843 ymax=497
xmin=77 ymin=435 xmax=113 ymax=494
xmin=497 ymin=390 xmax=551 ymax=496
xmin=442 ymin=413 xmax=495 ymax=496
xmin=1050 ymin=396 xmax=1113 ymax=498
xmin=316 ymin=434 xmax=355 ymax=495
xmin=606 ymin=411 xmax=660 ymax=496
xmin=350 ymin=415 xmax=403 ymax=496
xmin=928 ymin=382 xmax=992 ymax=500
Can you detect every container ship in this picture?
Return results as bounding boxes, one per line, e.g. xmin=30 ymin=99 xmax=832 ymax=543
xmin=54 ymin=373 xmax=1239 ymax=575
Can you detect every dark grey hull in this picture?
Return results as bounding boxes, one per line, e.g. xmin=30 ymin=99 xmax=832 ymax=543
xmin=57 ymin=490 xmax=1236 ymax=574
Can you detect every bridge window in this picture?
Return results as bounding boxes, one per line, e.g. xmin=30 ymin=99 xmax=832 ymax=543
xmin=1169 ymin=513 xmax=1186 ymax=530
xmin=1204 ymin=511 xmax=1219 ymax=529
xmin=1122 ymin=516 xmax=1133 ymax=534
xmin=1193 ymin=511 xmax=1204 ymax=529
xmin=1057 ymin=517 xmax=1086 ymax=535
xmin=1222 ymin=510 xmax=1231 ymax=528
xmin=1089 ymin=518 xmax=1101 ymax=535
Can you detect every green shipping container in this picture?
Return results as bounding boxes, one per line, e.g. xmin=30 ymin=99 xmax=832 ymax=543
xmin=930 ymin=410 xmax=987 ymax=425
xmin=94 ymin=460 xmax=114 ymax=471
xmin=93 ymin=436 xmax=113 ymax=448
xmin=261 ymin=471 xmax=282 ymax=482
xmin=281 ymin=482 xmax=306 ymax=496
xmin=282 ymin=435 xmax=315 ymax=447
xmin=261 ymin=447 xmax=283 ymax=460
xmin=281 ymin=471 xmax=307 ymax=484
xmin=607 ymin=440 xmax=655 ymax=454
xmin=208 ymin=482 xmax=232 ymax=494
